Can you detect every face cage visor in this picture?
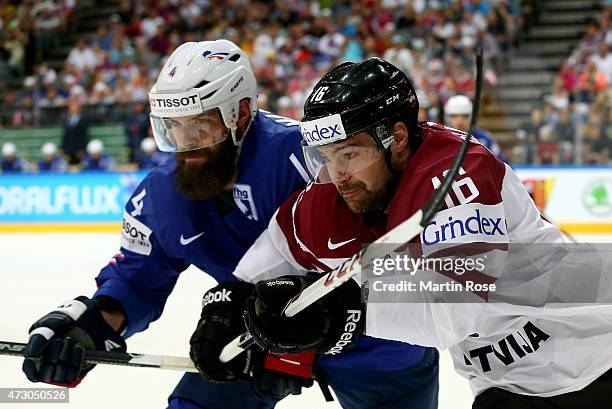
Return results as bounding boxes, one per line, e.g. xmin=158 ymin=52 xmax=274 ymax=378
xmin=150 ymin=108 xmax=229 ymax=153
xmin=302 ymin=134 xmax=389 ymax=184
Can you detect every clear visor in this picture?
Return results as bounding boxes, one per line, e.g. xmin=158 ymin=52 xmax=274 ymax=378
xmin=302 ymin=138 xmax=386 ymax=184
xmin=150 ymin=109 xmax=229 ymax=153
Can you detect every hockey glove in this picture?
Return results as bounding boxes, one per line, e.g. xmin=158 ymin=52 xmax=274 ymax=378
xmin=190 ymin=281 xmax=256 ymax=382
xmin=22 ymin=296 xmax=126 ymax=387
xmin=190 ymin=281 xmax=314 ymax=401
xmin=244 ymin=275 xmax=364 ymax=355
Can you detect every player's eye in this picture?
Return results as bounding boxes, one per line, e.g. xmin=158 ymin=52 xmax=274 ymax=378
xmin=164 ymin=119 xmax=181 ymax=129
xmin=342 ymin=151 xmax=357 ymax=160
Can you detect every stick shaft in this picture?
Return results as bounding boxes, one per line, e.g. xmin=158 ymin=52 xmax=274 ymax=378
xmin=0 ymin=340 xmax=197 ymax=372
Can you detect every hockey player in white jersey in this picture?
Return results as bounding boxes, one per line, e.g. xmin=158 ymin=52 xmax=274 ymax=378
xmin=235 ymin=58 xmax=612 ymax=408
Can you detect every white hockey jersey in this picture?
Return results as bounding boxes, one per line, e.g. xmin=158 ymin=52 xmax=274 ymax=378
xmin=235 ymin=122 xmax=612 ymax=396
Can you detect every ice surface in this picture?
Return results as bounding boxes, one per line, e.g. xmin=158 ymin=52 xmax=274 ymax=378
xmin=1 ymin=232 xmax=607 ymax=408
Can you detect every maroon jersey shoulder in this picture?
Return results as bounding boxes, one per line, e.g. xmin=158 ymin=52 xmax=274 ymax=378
xmin=275 ymin=183 xmax=383 ymax=271
xmin=387 ymin=122 xmax=507 ymax=231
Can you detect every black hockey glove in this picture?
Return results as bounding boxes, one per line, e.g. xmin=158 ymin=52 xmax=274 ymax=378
xmin=244 ymin=275 xmax=364 ymax=355
xmin=190 ymin=281 xmax=257 ymax=382
xmin=22 ymin=296 xmax=126 ymax=387
xmin=189 ymin=281 xmax=314 ymax=402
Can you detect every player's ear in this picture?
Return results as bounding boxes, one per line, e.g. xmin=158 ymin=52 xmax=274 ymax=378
xmin=236 ymin=98 xmax=252 ymax=128
xmin=391 ymin=121 xmax=409 ymax=150
xmin=389 ymin=121 xmax=411 ymax=172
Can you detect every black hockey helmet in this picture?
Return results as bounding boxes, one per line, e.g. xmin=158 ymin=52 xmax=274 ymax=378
xmin=300 ymin=58 xmax=419 ymax=183
xmin=302 ymin=57 xmax=419 ymax=150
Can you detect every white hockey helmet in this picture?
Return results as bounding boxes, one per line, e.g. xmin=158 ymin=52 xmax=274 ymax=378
xmin=87 ymin=139 xmax=104 ymax=155
xmin=148 ymin=39 xmax=258 ymax=153
xmin=444 ymin=95 xmax=472 ymax=117
xmin=41 ymin=142 xmax=58 ymax=156
xmin=2 ymin=142 xmax=16 ymax=158
xmin=140 ymin=137 xmax=157 ymax=153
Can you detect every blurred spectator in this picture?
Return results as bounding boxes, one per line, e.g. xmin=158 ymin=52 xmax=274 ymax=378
xmin=581 ymin=122 xmax=611 ymax=164
xmin=451 ymin=61 xmax=476 ymax=96
xmin=82 ymin=139 xmax=115 ymax=171
xmin=38 ymin=141 xmax=68 ymax=172
xmin=558 ymin=62 xmax=578 ymax=96
xmin=1 ymin=142 xmax=29 ymax=173
xmin=124 ymin=101 xmax=150 ymax=163
xmin=36 ymin=63 xmax=58 ymax=87
xmin=140 ymin=9 xmax=165 ymax=41
xmin=577 ymin=58 xmax=608 ymax=104
xmin=88 ymin=73 xmax=113 ymax=106
xmin=138 ymin=137 xmax=169 ymax=169
xmin=382 ymin=34 xmax=413 ymax=76
xmin=545 ymin=77 xmax=570 ymax=111
xmin=577 ymin=18 xmax=602 ymax=57
xmin=537 ymin=129 xmax=560 ymax=165
xmin=91 ymin=24 xmax=113 ymax=51
xmin=591 ymin=42 xmax=612 ymax=83
xmin=113 ymin=76 xmax=132 ymax=105
xmin=66 ymin=38 xmax=96 ymax=73
xmin=276 ymin=96 xmax=300 ymax=120
xmin=62 ymin=102 xmax=89 ymax=164
xmin=3 ymin=25 xmax=27 ymax=78
xmin=517 ymin=107 xmax=545 ymax=164
xmin=551 ymin=108 xmax=576 ymax=163
xmin=32 ymin=1 xmax=62 ymax=58
xmin=62 ymin=74 xmax=87 ymax=103
xmin=39 ymin=83 xmax=67 ymax=108
xmin=466 ymin=0 xmax=491 ymax=17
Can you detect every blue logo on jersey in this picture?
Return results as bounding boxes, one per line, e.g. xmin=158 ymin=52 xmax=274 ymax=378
xmin=233 ymin=184 xmax=258 ymax=221
xmin=422 ymin=209 xmax=505 ymax=245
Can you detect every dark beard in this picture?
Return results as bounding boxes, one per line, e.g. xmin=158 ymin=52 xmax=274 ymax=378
xmin=174 ymin=137 xmax=238 ymax=200
xmin=338 ymin=176 xmax=395 ymax=214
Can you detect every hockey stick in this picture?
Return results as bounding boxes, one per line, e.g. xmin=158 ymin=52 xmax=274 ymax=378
xmin=0 ymin=340 xmax=198 ymax=372
xmin=220 ymin=48 xmax=485 ymax=364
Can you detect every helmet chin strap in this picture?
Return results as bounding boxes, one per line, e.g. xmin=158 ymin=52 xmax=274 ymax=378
xmin=230 ymin=114 xmax=256 ymax=167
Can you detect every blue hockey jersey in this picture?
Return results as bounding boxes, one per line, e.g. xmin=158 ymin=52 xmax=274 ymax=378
xmin=94 ymin=110 xmax=309 ymax=337
xmin=82 ymin=154 xmax=115 ymax=171
xmin=38 ymin=156 xmax=68 ymax=172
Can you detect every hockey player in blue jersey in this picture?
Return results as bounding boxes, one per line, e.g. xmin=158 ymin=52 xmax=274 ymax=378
xmin=38 ymin=142 xmax=68 ymax=172
xmin=81 ymin=139 xmax=116 ymax=171
xmin=1 ymin=142 xmax=29 ymax=173
xmin=138 ymin=137 xmax=171 ymax=169
xmin=444 ymin=95 xmax=510 ymax=164
xmin=21 ymin=40 xmax=438 ymax=409
xmin=21 ymin=39 xmax=312 ymax=408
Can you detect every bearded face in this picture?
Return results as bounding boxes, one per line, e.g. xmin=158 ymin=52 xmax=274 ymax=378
xmin=174 ymin=135 xmax=238 ymax=200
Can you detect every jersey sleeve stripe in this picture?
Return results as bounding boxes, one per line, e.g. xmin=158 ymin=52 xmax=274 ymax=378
xmin=290 ymin=153 xmax=312 ymax=183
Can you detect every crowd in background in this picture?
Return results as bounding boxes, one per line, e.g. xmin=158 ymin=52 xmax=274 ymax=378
xmin=0 ymin=0 xmax=609 ymax=171
xmin=515 ymin=5 xmax=612 ymax=165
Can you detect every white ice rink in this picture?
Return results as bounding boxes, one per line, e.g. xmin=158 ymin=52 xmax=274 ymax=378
xmin=1 ymin=232 xmax=609 ymax=409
